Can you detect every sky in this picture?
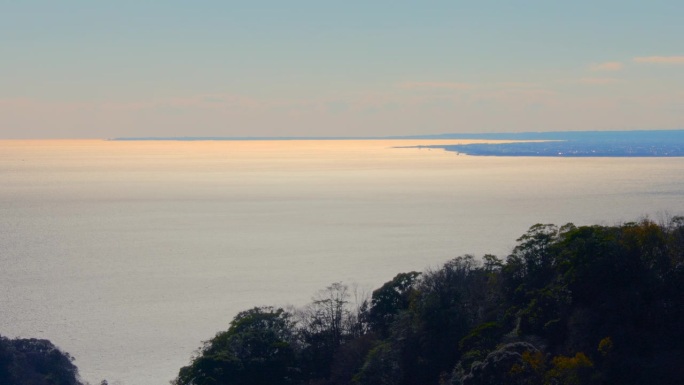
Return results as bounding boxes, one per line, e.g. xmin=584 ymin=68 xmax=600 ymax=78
xmin=1 ymin=1 xmax=683 ymax=138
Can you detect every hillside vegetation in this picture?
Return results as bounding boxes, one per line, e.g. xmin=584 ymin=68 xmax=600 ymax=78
xmin=173 ymin=217 xmax=684 ymax=385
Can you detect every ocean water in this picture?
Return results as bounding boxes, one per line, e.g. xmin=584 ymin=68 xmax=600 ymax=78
xmin=1 ymin=139 xmax=683 ymax=385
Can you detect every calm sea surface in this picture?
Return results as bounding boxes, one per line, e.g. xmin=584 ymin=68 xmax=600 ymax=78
xmin=1 ymin=139 xmax=683 ymax=384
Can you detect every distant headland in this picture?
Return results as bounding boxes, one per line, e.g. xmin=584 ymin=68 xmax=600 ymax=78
xmin=110 ymin=130 xmax=684 ymax=157
xmin=405 ymin=129 xmax=684 ymax=157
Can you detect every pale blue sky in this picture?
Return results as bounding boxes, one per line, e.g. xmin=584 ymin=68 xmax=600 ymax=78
xmin=1 ymin=1 xmax=682 ymax=138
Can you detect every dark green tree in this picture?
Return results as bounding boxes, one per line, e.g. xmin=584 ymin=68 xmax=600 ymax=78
xmin=0 ymin=336 xmax=82 ymax=385
xmin=366 ymin=271 xmax=420 ymax=337
xmin=173 ymin=307 xmax=297 ymax=385
xmin=353 ymin=342 xmax=401 ymax=385
xmin=393 ymin=256 xmax=484 ymax=385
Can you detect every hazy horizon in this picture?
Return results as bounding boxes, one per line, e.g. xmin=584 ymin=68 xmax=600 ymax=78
xmin=1 ymin=128 xmax=682 ymax=142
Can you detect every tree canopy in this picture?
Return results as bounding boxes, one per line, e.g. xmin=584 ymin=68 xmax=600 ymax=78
xmin=172 ymin=217 xmax=684 ymax=385
xmin=174 ymin=307 xmax=297 ymax=385
xmin=0 ymin=336 xmax=83 ymax=385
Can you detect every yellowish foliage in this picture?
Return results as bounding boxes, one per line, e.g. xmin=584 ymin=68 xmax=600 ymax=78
xmin=509 ymin=350 xmax=545 ymax=380
xmin=598 ymin=337 xmax=613 ymax=356
xmin=523 ymin=351 xmax=545 ymax=371
xmin=546 ymin=352 xmax=593 ymax=385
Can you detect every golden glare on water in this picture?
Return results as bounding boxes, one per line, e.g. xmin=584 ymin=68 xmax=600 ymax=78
xmin=1 ymin=139 xmax=684 ymax=385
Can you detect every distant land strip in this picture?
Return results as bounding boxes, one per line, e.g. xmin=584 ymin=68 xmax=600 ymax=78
xmin=400 ymin=130 xmax=684 ymax=157
xmin=110 ymin=129 xmax=684 ymax=142
xmin=111 ymin=129 xmax=684 ymax=157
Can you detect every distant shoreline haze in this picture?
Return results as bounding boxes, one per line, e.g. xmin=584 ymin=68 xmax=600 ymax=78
xmin=110 ymin=129 xmax=684 ymax=141
xmin=111 ymin=129 xmax=684 ymax=157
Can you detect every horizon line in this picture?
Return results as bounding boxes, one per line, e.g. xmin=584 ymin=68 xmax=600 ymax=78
xmin=109 ymin=129 xmax=684 ymax=141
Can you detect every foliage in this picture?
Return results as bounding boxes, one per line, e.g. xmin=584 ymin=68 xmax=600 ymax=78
xmin=454 ymin=342 xmax=544 ymax=385
xmin=295 ymin=282 xmax=366 ymax=382
xmin=0 ymin=336 xmax=83 ymax=385
xmin=545 ymin=352 xmax=593 ymax=385
xmin=366 ymin=272 xmax=420 ymax=338
xmin=173 ymin=307 xmax=297 ymax=385
xmin=154 ymin=217 xmax=684 ymax=384
xmin=352 ymin=342 xmax=401 ymax=385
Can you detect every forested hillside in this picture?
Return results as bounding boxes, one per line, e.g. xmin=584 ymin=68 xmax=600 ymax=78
xmin=173 ymin=217 xmax=684 ymax=385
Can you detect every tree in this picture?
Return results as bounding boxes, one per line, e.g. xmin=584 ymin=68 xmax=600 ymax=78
xmin=173 ymin=307 xmax=297 ymax=385
xmin=505 ymin=224 xmax=560 ymax=290
xmin=353 ymin=342 xmax=401 ymax=385
xmin=366 ymin=272 xmax=420 ymax=337
xmin=296 ymin=282 xmax=361 ymax=381
xmin=0 ymin=336 xmax=83 ymax=385
xmin=394 ymin=256 xmax=482 ymax=385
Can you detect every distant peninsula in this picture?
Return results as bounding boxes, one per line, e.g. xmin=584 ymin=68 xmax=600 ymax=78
xmin=404 ymin=130 xmax=684 ymax=157
xmin=110 ymin=129 xmax=684 ymax=157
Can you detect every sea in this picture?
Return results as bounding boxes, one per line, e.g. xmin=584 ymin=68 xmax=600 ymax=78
xmin=1 ymin=139 xmax=683 ymax=385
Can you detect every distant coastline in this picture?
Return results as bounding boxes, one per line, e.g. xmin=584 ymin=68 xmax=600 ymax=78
xmin=110 ymin=129 xmax=684 ymax=157
xmin=109 ymin=129 xmax=684 ymax=142
xmin=409 ymin=129 xmax=684 ymax=157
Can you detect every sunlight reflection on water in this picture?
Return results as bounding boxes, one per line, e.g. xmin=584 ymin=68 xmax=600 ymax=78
xmin=1 ymin=139 xmax=683 ymax=384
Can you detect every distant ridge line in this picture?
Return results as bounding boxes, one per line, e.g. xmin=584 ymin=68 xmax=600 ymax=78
xmin=110 ymin=129 xmax=684 ymax=141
